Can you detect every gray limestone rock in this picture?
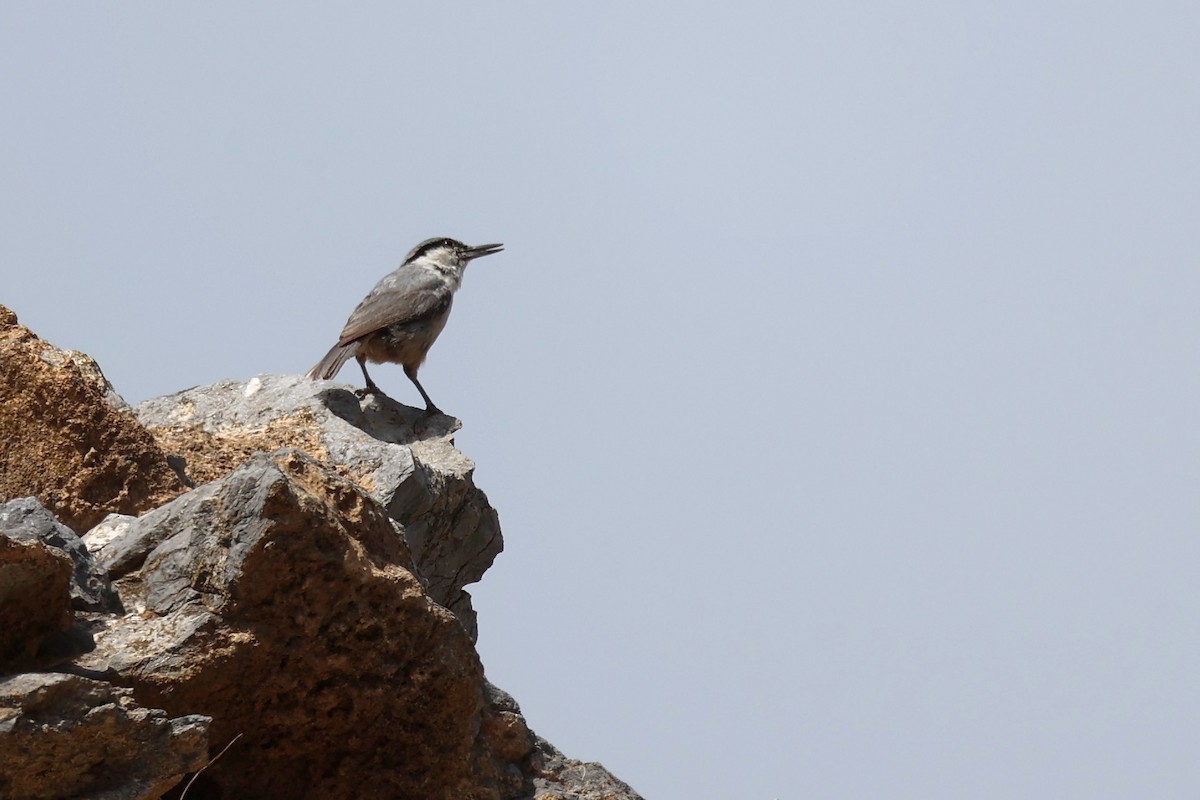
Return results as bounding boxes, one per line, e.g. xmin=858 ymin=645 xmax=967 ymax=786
xmin=132 ymin=373 xmax=501 ymax=639
xmin=75 ymin=448 xmax=513 ymax=800
xmin=0 ymin=497 xmax=122 ymax=613
xmin=82 ymin=512 xmax=136 ymax=557
xmin=528 ymin=735 xmax=647 ymax=800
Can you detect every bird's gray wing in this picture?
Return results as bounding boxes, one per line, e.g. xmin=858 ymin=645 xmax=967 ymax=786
xmin=336 ymin=269 xmax=452 ymax=346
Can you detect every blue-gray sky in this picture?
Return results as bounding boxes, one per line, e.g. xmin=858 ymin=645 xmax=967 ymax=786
xmin=4 ymin=4 xmax=1199 ymax=798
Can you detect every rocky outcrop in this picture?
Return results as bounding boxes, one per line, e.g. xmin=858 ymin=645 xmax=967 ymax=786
xmin=0 ymin=496 xmax=122 ymax=613
xmin=530 ymin=735 xmax=648 ymax=800
xmin=0 ymin=306 xmax=185 ymax=532
xmin=134 ymin=375 xmax=501 ymax=640
xmin=0 ymin=306 xmax=642 ymax=800
xmin=0 ymin=672 xmax=210 ymax=800
xmin=77 ymin=448 xmax=516 ymax=799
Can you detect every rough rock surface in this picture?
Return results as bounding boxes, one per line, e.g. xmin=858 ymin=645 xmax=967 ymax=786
xmin=0 ymin=305 xmax=184 ymax=532
xmin=479 ymin=685 xmax=640 ymax=800
xmin=0 ymin=496 xmax=122 ymax=612
xmin=78 ymin=448 xmax=526 ymax=800
xmin=82 ymin=512 xmax=137 ymax=557
xmin=0 ymin=672 xmax=210 ymax=800
xmin=134 ymin=374 xmax=501 ymax=639
xmin=0 ymin=308 xmax=644 ymax=800
xmin=0 ymin=535 xmax=73 ymax=670
xmin=529 ymin=736 xmax=646 ymax=800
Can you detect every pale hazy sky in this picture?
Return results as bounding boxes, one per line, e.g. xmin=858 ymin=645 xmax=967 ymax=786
xmin=4 ymin=4 xmax=1199 ymax=798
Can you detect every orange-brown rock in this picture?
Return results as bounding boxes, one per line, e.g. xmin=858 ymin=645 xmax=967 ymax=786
xmin=0 ymin=673 xmax=210 ymax=800
xmin=80 ymin=449 xmax=528 ymax=800
xmin=0 ymin=535 xmax=72 ymax=670
xmin=0 ymin=306 xmax=184 ymax=532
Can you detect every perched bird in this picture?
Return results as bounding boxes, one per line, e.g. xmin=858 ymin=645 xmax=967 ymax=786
xmin=305 ymin=237 xmax=503 ymax=414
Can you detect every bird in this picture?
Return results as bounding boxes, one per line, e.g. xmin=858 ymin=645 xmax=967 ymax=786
xmin=305 ymin=237 xmax=503 ymax=414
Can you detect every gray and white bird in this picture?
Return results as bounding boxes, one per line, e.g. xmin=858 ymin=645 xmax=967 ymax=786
xmin=305 ymin=237 xmax=503 ymax=414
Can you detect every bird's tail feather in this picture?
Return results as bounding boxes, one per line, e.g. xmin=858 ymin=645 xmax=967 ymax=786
xmin=305 ymin=342 xmax=358 ymax=381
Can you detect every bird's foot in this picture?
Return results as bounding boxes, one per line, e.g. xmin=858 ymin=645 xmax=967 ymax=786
xmin=354 ymin=384 xmax=381 ymax=400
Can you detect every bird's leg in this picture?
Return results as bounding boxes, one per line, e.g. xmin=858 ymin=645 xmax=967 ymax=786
xmin=356 ymin=355 xmax=382 ymax=396
xmin=404 ymin=365 xmax=441 ymax=415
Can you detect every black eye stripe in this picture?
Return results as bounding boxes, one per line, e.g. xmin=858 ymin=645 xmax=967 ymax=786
xmin=403 ymin=237 xmax=463 ymax=264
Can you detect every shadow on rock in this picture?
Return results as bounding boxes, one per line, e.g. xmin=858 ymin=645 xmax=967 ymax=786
xmin=311 ymin=385 xmax=461 ymax=446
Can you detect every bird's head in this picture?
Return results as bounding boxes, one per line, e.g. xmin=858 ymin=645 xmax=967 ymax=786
xmin=403 ymin=237 xmax=504 ymax=273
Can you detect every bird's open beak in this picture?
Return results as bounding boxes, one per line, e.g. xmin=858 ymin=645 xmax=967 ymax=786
xmin=465 ymin=243 xmax=504 ymax=260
